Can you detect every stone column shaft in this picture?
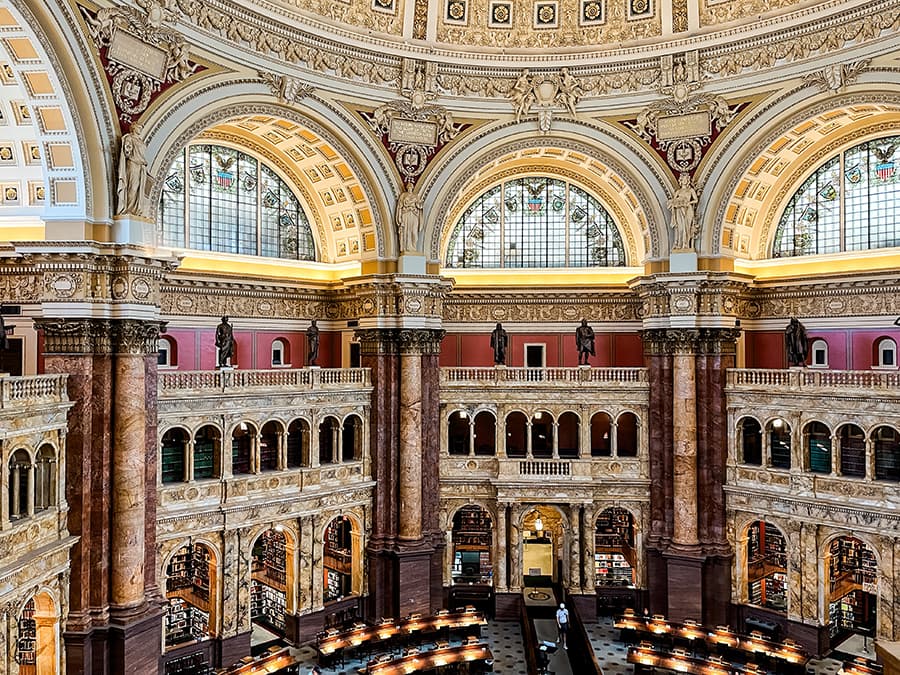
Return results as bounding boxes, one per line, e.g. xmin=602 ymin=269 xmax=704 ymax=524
xmin=398 ymin=352 xmax=423 ymax=541
xmin=672 ymin=353 xmax=698 ymax=547
xmin=110 ymin=353 xmax=147 ymax=608
xmin=582 ymin=507 xmax=595 ymax=592
xmin=495 ymin=504 xmax=508 ymax=591
xmin=298 ymin=516 xmax=314 ymax=612
xmin=568 ymin=504 xmax=581 ymax=591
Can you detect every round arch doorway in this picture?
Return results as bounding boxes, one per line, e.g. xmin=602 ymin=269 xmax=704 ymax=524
xmin=522 ymin=506 xmax=567 ymax=587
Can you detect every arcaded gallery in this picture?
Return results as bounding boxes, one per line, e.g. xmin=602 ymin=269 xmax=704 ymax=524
xmin=0 ymin=0 xmax=897 ymax=673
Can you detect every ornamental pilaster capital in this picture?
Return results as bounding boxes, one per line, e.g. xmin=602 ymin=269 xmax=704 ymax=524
xmin=34 ymin=318 xmax=112 ymax=355
xmin=641 ymin=327 xmax=741 ymax=355
xmin=111 ymin=319 xmax=167 ymax=355
xmin=398 ymin=328 xmax=445 ymax=355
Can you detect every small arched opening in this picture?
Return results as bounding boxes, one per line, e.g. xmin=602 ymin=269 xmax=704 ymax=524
xmin=595 ymin=507 xmax=636 ymax=588
xmin=451 ymin=505 xmax=493 ymax=585
xmin=746 ymin=521 xmax=787 ymax=614
xmin=164 ymin=542 xmax=217 ymax=649
xmin=473 ymin=411 xmax=496 ymax=456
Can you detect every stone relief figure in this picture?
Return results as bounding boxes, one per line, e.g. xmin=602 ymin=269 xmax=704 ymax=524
xmin=556 ymin=68 xmax=582 ymax=117
xmin=575 ymin=319 xmax=595 ymax=365
xmin=215 ymin=315 xmax=234 ymax=368
xmin=668 ymin=173 xmax=699 ymax=250
xmin=116 ymin=124 xmax=149 ymax=217
xmin=490 ymin=322 xmax=509 ymax=365
xmin=306 ymin=320 xmax=320 ymax=366
xmin=785 ymin=317 xmax=809 ymax=367
xmin=396 ymin=189 xmax=423 ymax=253
xmin=510 ymin=69 xmax=535 ymax=122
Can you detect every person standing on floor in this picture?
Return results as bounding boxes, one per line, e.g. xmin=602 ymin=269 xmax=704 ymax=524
xmin=556 ymin=602 xmax=570 ymax=649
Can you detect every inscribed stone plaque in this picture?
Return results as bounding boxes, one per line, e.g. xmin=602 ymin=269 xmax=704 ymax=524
xmin=389 ymin=118 xmax=438 ymax=146
xmin=107 ymin=31 xmax=168 ymax=80
xmin=656 ymin=111 xmax=710 ymax=141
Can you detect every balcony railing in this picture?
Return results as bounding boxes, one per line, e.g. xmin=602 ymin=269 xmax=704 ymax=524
xmin=159 ymin=367 xmax=371 ymax=394
xmin=0 ymin=374 xmax=68 ymax=408
xmin=441 ymin=367 xmax=647 ymax=386
xmin=727 ymin=368 xmax=900 ymax=390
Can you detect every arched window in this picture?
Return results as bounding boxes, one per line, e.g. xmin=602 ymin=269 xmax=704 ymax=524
xmin=158 ymin=336 xmax=176 ymax=367
xmin=874 ymin=426 xmax=900 ymax=481
xmin=739 ymin=417 xmax=762 ymax=465
xmin=445 ymin=177 xmax=626 ymax=268
xmin=35 ymin=445 xmax=57 ymax=511
xmin=876 ymin=337 xmax=897 ymax=368
xmin=159 ymin=144 xmax=316 ymax=261
xmin=806 ymin=422 xmax=832 ymax=474
xmin=773 ymin=135 xmax=900 ymax=257
xmin=811 ymin=339 xmax=828 ymax=368
xmin=8 ymin=449 xmax=31 ymax=520
xmin=271 ymin=338 xmax=289 ymax=367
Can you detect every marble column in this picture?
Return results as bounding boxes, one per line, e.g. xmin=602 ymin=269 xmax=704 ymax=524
xmin=495 ymin=503 xmax=508 ymax=592
xmin=581 ymin=506 xmax=595 ymax=593
xmin=25 ymin=464 xmax=34 ymax=518
xmin=398 ymin=348 xmax=423 ymax=541
xmin=672 ymin=350 xmax=699 ymax=548
xmin=311 ymin=516 xmax=325 ymax=610
xmin=298 ymin=516 xmax=314 ymax=612
xmin=185 ymin=439 xmax=195 ymax=482
xmin=568 ymin=504 xmax=582 ymax=592
xmin=509 ymin=504 xmax=523 ymax=592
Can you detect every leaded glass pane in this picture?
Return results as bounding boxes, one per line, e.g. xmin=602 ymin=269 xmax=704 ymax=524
xmin=160 ymin=150 xmax=185 ymax=247
xmin=444 ymin=177 xmax=626 ymax=268
xmin=773 ymin=135 xmax=900 ymax=257
xmin=158 ymin=144 xmax=316 ymax=261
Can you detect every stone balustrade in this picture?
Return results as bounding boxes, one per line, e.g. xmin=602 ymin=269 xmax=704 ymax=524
xmin=440 ymin=366 xmax=647 ymax=387
xmin=440 ymin=455 xmax=644 ymax=481
xmin=0 ymin=374 xmax=68 ymax=408
xmin=158 ymin=367 xmax=371 ymax=395
xmin=727 ymin=368 xmax=900 ymax=391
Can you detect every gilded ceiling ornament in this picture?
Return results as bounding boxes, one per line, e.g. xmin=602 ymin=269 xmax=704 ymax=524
xmin=258 ymin=71 xmax=314 ymax=103
xmin=802 ymin=59 xmax=870 ymax=94
xmin=79 ymin=2 xmax=199 ymax=127
xmin=508 ymin=68 xmax=583 ymax=133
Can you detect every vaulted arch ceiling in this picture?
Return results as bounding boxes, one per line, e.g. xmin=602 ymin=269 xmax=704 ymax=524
xmin=719 ymin=104 xmax=900 ymax=260
xmin=162 ymin=113 xmax=382 ymax=265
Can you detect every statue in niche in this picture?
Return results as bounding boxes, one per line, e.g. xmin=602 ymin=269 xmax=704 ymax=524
xmin=396 ymin=189 xmax=423 ymax=253
xmin=668 ymin=173 xmax=699 ymax=250
xmin=575 ymin=319 xmax=595 ymax=365
xmin=306 ymin=320 xmax=320 ymax=366
xmin=215 ymin=315 xmax=235 ymax=368
xmin=491 ymin=323 xmax=509 ymax=365
xmin=116 ymin=123 xmax=149 ymax=217
xmin=785 ymin=317 xmax=809 ymax=367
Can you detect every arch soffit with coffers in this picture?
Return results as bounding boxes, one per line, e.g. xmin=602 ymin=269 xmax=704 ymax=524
xmin=143 ymin=84 xmax=391 ymax=260
xmin=699 ymin=83 xmax=900 ymax=259
xmin=420 ymin=120 xmax=670 ymax=264
xmin=0 ymin=0 xmax=102 ymax=223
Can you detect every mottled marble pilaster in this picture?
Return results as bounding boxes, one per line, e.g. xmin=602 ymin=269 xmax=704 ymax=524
xmin=298 ymin=516 xmax=314 ymax=613
xmin=221 ymin=530 xmax=239 ymax=637
xmin=509 ymin=504 xmax=523 ymax=593
xmin=799 ymin=522 xmax=819 ymax=625
xmin=672 ymin=352 xmax=699 ymax=548
xmin=312 ymin=516 xmax=325 ymax=610
xmin=495 ymin=504 xmax=508 ymax=592
xmin=568 ymin=504 xmax=582 ymax=592
xmin=582 ymin=505 xmax=595 ymax=592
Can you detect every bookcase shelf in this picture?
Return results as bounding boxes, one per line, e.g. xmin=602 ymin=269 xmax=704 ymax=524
xmin=595 ymin=552 xmax=634 ymax=587
xmin=17 ymin=598 xmax=36 ymax=665
xmin=595 ymin=508 xmax=634 ymax=548
xmin=251 ymin=580 xmax=286 ymax=631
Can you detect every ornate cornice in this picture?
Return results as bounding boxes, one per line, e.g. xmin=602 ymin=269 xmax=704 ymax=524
xmin=443 ymin=289 xmax=642 ymax=324
xmin=165 ymin=0 xmax=897 ymax=97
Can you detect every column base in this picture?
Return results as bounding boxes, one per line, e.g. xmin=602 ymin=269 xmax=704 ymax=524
xmin=107 ymin=604 xmax=164 ymax=675
xmin=664 ymin=551 xmax=704 ymax=622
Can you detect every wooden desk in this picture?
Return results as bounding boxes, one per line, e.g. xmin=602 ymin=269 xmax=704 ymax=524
xmin=615 ymin=614 xmax=809 ymax=668
xmin=628 ymin=645 xmax=784 ymax=675
xmin=362 ymin=643 xmax=492 ymax=674
xmin=318 ymin=610 xmax=487 ymax=656
xmin=220 ymin=646 xmax=295 ymax=674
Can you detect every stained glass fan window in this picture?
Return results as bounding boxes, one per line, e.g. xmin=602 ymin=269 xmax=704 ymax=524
xmin=773 ymin=135 xmax=899 ymax=257
xmin=445 ymin=177 xmax=626 ymax=268
xmin=159 ymin=144 xmax=316 ymax=261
